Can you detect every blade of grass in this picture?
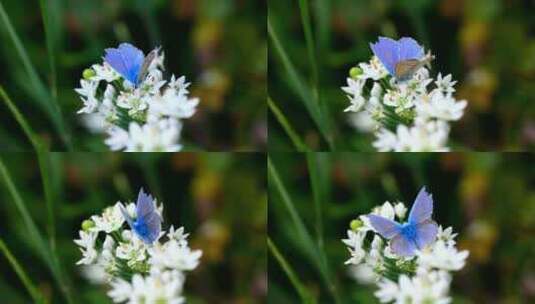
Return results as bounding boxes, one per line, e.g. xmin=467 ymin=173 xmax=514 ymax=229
xmin=298 ymin=0 xmax=318 ymax=88
xmin=306 ymin=153 xmax=328 ymax=253
xmin=37 ymin=152 xmax=57 ymax=251
xmin=268 ymin=18 xmax=333 ymax=149
xmin=305 ymin=153 xmax=340 ymax=302
xmin=38 ymin=0 xmax=59 ymax=102
xmin=0 ymin=158 xmax=74 ymax=303
xmin=314 ymin=0 xmax=331 ymax=52
xmin=268 ymin=237 xmax=316 ymax=304
xmin=297 ymin=0 xmax=336 ymax=149
xmin=0 ymin=238 xmax=47 ymax=304
xmin=0 ymin=159 xmax=48 ymax=256
xmin=0 ymin=2 xmax=71 ymax=148
xmin=268 ymin=97 xmax=309 ymax=151
xmin=0 ymin=85 xmax=44 ymax=151
xmin=268 ymin=157 xmax=340 ymax=303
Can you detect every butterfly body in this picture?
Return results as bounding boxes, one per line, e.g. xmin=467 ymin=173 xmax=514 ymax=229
xmin=370 ymin=37 xmax=433 ymax=81
xmin=367 ymin=187 xmax=438 ymax=257
xmin=104 ymin=43 xmax=160 ymax=87
xmin=399 ymin=222 xmax=418 ymax=240
xmin=120 ymin=188 xmax=162 ymax=244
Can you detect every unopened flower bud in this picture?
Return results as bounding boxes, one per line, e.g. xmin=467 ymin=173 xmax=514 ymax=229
xmin=350 ymin=219 xmax=363 ymax=231
xmin=349 ymin=67 xmax=362 ymax=79
xmin=83 ymin=69 xmax=96 ymax=80
xmin=82 ymin=219 xmax=95 ymax=231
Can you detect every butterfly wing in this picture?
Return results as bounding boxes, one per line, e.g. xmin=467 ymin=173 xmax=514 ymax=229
xmin=397 ymin=37 xmax=424 ymax=61
xmin=367 ymin=214 xmax=402 ymax=239
xmin=137 ymin=211 xmax=162 ymax=244
xmin=414 ymin=219 xmax=438 ymax=249
xmin=136 ymin=188 xmax=155 ymax=219
xmin=119 ymin=204 xmax=135 ymax=230
xmin=104 ymin=43 xmax=144 ymax=85
xmin=408 ymin=186 xmax=434 ymax=225
xmin=390 ymin=234 xmax=417 ymax=257
xmin=136 ymin=47 xmax=160 ymax=85
xmin=370 ymin=37 xmax=400 ymax=76
xmin=395 ymin=59 xmax=422 ymax=81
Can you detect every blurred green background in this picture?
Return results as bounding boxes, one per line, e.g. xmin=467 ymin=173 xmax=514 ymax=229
xmin=0 ymin=0 xmax=266 ymax=151
xmin=268 ymin=0 xmax=535 ymax=151
xmin=0 ymin=152 xmax=267 ymax=303
xmin=268 ymin=153 xmax=535 ymax=303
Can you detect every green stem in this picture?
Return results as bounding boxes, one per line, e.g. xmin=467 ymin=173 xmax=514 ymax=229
xmin=268 ymin=17 xmax=334 ymax=149
xmin=0 ymin=85 xmax=44 ymax=151
xmin=267 ymin=97 xmax=309 ymax=151
xmin=268 ymin=238 xmax=316 ymax=304
xmin=0 ymin=158 xmax=74 ymax=304
xmin=268 ymin=158 xmax=341 ymax=303
xmin=0 ymin=238 xmax=47 ymax=303
xmin=0 ymin=2 xmax=72 ymax=149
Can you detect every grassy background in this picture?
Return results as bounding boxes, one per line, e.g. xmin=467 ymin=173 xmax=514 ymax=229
xmin=0 ymin=0 xmax=266 ymax=151
xmin=268 ymin=0 xmax=535 ymax=151
xmin=268 ymin=153 xmax=535 ymax=303
xmin=0 ymin=152 xmax=267 ymax=303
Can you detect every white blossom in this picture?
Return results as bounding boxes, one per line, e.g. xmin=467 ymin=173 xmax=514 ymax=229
xmin=342 ymin=78 xmax=367 ymax=112
xmin=343 ymin=53 xmax=467 ymax=151
xmin=75 ymin=80 xmax=99 ymax=114
xmin=90 ymin=202 xmax=125 ymax=233
xmin=375 ymin=270 xmax=452 ymax=304
xmin=417 ymin=240 xmax=469 ymax=271
xmin=74 ymin=230 xmax=98 ymax=265
xmin=148 ymin=239 xmax=202 ymax=272
xmin=373 ymin=120 xmax=451 ymax=152
xmin=115 ymin=231 xmax=148 ymax=268
xmin=74 ymin=191 xmax=201 ymax=303
xmin=110 ymin=120 xmax=183 ymax=152
xmin=92 ymin=63 xmax=120 ymax=82
xmin=359 ymin=56 xmax=389 ymax=80
xmin=342 ymin=230 xmax=366 ymax=265
xmin=76 ymin=48 xmax=199 ymax=151
xmin=343 ymin=195 xmax=469 ymax=304
xmin=394 ymin=202 xmax=407 ymax=220
xmin=108 ymin=271 xmax=185 ymax=304
xmin=436 ymin=226 xmax=457 ymax=246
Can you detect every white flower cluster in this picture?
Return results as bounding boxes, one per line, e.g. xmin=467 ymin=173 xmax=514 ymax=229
xmin=342 ymin=56 xmax=467 ymax=151
xmin=342 ymin=201 xmax=469 ymax=304
xmin=74 ymin=200 xmax=202 ymax=303
xmin=75 ymin=51 xmax=199 ymax=151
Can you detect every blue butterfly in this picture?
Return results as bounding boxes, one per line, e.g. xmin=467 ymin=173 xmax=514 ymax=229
xmin=367 ymin=186 xmax=438 ymax=257
xmin=369 ymin=37 xmax=435 ymax=81
xmin=120 ymin=188 xmax=162 ymax=244
xmin=104 ymin=43 xmax=160 ymax=87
